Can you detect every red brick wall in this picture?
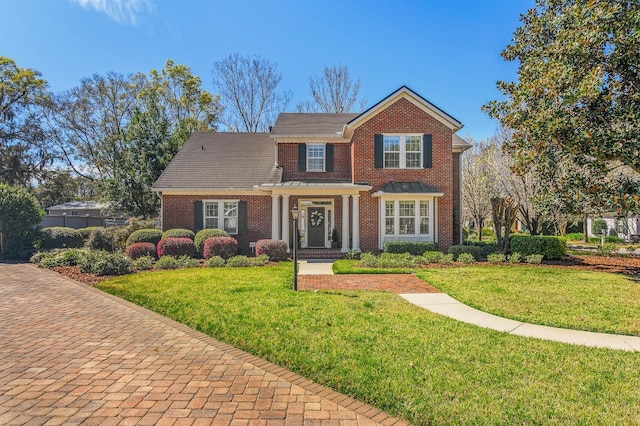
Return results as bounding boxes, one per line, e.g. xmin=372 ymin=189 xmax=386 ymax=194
xmin=350 ymin=98 xmax=455 ymax=251
xmin=162 ymin=194 xmax=272 ymax=254
xmin=279 ymin=143 xmax=351 ymax=181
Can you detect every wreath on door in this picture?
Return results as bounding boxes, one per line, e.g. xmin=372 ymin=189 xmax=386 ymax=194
xmin=310 ymin=210 xmax=324 ymax=227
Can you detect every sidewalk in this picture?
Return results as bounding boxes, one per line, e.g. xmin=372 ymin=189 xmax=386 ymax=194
xmin=298 ymin=260 xmax=640 ymax=352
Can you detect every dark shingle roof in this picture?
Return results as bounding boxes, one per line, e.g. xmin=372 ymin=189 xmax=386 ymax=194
xmin=152 ymin=132 xmax=281 ymax=190
xmin=378 ymin=182 xmax=441 ymax=194
xmin=270 ymin=113 xmax=359 ymax=137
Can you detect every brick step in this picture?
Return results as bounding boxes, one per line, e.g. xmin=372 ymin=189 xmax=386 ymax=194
xmin=296 ymin=249 xmax=344 ymax=260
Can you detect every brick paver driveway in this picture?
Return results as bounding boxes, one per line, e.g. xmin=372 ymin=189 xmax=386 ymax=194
xmin=0 ymin=263 xmax=407 ymax=425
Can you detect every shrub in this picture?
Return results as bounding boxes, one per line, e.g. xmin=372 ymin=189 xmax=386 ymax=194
xmin=125 ymin=242 xmax=157 ymax=260
xmin=591 ymin=219 xmax=608 ymax=235
xmin=38 ymin=248 xmax=86 ymax=268
xmin=0 ymin=184 xmax=43 ymax=258
xmin=206 ymin=256 xmax=226 ymax=267
xmin=487 ymin=253 xmax=506 ymax=263
xmin=383 ymin=241 xmax=439 ymax=255
xmin=359 ymin=252 xmax=379 ymax=267
xmin=132 ymin=255 xmax=154 ymax=271
xmin=78 ymin=251 xmax=133 ymax=276
xmin=457 ymin=252 xmax=476 ymax=263
xmin=479 ymin=244 xmax=498 ymax=257
xmin=155 ymin=255 xmax=198 ymax=270
xmin=250 ymin=254 xmax=270 ymax=266
xmin=195 ymin=228 xmax=230 ymax=256
xmin=162 ymin=228 xmax=195 ymax=240
xmin=422 ymin=251 xmax=445 ymax=263
xmin=203 ymin=236 xmax=238 ymax=260
xmin=87 ymin=228 xmax=114 ymax=252
xmin=157 ymin=237 xmax=195 ymax=258
xmin=447 ymin=245 xmax=481 ymax=260
xmin=439 ymin=254 xmax=455 ymax=264
xmin=108 ymin=219 xmax=158 ymax=252
xmin=77 ymin=226 xmax=105 ymax=239
xmin=126 ymin=228 xmax=163 ymax=247
xmin=565 ymin=232 xmax=585 ymax=241
xmin=525 ymin=254 xmax=544 ymax=264
xmin=226 ymin=255 xmax=250 ymax=267
xmin=597 ymin=243 xmax=617 ymax=257
xmin=509 ymin=235 xmax=566 ymax=260
xmin=39 ymin=227 xmax=84 ymax=250
xmin=345 ymin=250 xmax=359 ymax=260
xmin=509 ymin=252 xmax=523 ymax=263
xmin=255 ymin=239 xmax=288 ymax=261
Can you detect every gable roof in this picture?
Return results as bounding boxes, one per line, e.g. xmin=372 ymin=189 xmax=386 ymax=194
xmin=270 ymin=113 xmax=359 ymax=138
xmin=346 ymin=86 xmax=463 ymax=132
xmin=152 ymin=132 xmax=281 ymax=191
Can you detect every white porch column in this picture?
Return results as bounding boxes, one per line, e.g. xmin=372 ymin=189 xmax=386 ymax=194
xmin=352 ymin=194 xmax=361 ymax=252
xmin=341 ymin=195 xmax=350 ymax=253
xmin=271 ymin=195 xmax=280 ymax=240
xmin=281 ymin=195 xmax=290 ymax=251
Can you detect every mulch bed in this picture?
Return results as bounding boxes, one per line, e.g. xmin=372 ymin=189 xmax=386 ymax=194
xmin=50 ymin=254 xmax=640 ymax=287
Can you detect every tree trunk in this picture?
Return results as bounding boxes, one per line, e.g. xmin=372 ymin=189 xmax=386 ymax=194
xmin=583 ymin=214 xmax=589 ymax=243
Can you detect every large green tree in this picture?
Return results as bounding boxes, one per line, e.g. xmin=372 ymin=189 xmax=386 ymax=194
xmin=0 ymin=183 xmax=43 ymax=257
xmin=0 ymin=57 xmax=55 ymax=186
xmin=484 ymin=0 xmax=640 ymax=213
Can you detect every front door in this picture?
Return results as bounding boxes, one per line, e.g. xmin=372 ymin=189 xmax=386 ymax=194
xmin=307 ymin=207 xmax=325 ymax=248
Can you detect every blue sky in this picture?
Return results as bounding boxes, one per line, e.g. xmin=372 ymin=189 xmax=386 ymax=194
xmin=1 ymin=0 xmax=534 ymax=140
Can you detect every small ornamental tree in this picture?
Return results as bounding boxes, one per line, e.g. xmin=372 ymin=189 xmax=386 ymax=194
xmin=203 ymin=236 xmax=238 ymax=260
xmin=157 ymin=237 xmax=195 ymax=258
xmin=0 ymin=184 xmax=43 ymax=257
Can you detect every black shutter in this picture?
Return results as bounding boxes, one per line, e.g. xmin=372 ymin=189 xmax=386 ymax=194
xmin=238 ymin=201 xmax=247 ymax=235
xmin=194 ymin=201 xmax=203 ymax=232
xmin=374 ymin=134 xmax=384 ymax=168
xmin=325 ymin=144 xmax=334 ymax=172
xmin=298 ymin=143 xmax=307 ymax=171
xmin=423 ymin=134 xmax=433 ymax=168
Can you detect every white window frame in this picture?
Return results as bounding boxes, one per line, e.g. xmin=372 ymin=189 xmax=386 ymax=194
xmin=379 ymin=197 xmax=435 ymax=248
xmin=383 ymin=134 xmax=423 ymax=169
xmin=203 ymin=200 xmax=239 ymax=235
xmin=306 ymin=143 xmax=326 ymax=172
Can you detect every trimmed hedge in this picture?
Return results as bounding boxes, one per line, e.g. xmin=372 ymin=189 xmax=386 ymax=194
xmin=78 ymin=251 xmax=133 ymax=276
xmin=383 ymin=241 xmax=439 ymax=255
xmin=255 ymin=239 xmax=288 ymax=261
xmin=87 ymin=228 xmax=113 ymax=252
xmin=157 ymin=237 xmax=195 ymax=258
xmin=203 ymin=236 xmax=238 ymax=260
xmin=447 ymin=245 xmax=481 ymax=260
xmin=126 ymin=228 xmax=163 ymax=247
xmin=162 ymin=228 xmax=195 ymax=240
xmin=39 ymin=227 xmax=84 ymax=249
xmin=509 ymin=235 xmax=566 ymax=259
xmin=77 ymin=226 xmax=105 ymax=239
xmin=195 ymin=228 xmax=230 ymax=256
xmin=125 ymin=242 xmax=157 ymax=260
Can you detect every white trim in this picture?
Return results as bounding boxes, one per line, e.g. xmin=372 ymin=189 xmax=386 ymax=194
xmin=202 ymin=199 xmax=240 ymax=235
xmin=382 ymin=134 xmax=423 ymax=169
xmin=377 ymin=196 xmax=436 ymax=249
xmin=306 ymin=143 xmax=326 ymax=172
xmin=341 ymin=195 xmax=350 ymax=253
xmin=298 ymin=199 xmax=335 ymax=249
xmin=281 ymin=195 xmax=290 ymax=252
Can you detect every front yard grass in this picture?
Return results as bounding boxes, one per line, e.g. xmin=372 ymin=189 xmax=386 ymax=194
xmin=98 ymin=264 xmax=640 ymax=425
xmin=335 ymin=259 xmax=640 ymax=336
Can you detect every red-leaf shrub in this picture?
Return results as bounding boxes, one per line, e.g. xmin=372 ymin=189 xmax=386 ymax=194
xmin=125 ymin=242 xmax=157 ymax=260
xmin=203 ymin=237 xmax=238 ymax=260
xmin=255 ymin=239 xmax=288 ymax=261
xmin=157 ymin=238 xmax=195 ymax=258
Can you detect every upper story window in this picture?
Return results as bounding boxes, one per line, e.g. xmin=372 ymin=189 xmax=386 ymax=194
xmin=307 ymin=144 xmax=325 ymax=172
xmin=203 ymin=200 xmax=238 ymax=234
xmin=383 ymin=135 xmax=423 ymax=169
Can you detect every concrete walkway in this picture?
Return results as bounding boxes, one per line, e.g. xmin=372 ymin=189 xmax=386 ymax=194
xmin=297 ymin=260 xmax=335 ymax=275
xmin=298 ymin=260 xmax=640 ymax=352
xmin=0 ymin=263 xmax=407 ymax=425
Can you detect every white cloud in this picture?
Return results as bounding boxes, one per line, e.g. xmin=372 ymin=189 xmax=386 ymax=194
xmin=70 ymin=0 xmax=155 ymax=25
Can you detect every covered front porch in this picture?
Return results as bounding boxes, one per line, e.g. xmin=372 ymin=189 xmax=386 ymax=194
xmin=259 ymin=181 xmax=371 ymax=253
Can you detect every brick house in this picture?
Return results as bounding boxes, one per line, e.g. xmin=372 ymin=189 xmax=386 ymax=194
xmin=152 ymin=86 xmax=471 ymax=254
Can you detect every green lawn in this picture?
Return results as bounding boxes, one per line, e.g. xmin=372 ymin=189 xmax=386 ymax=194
xmin=98 ymin=264 xmax=640 ymax=425
xmin=334 ymin=260 xmax=640 ymax=336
